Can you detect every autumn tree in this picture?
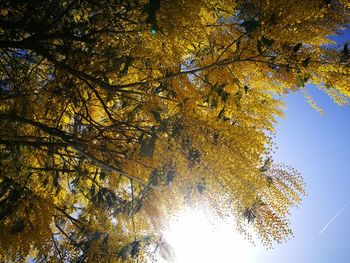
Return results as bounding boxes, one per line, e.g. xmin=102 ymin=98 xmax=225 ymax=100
xmin=0 ymin=0 xmax=349 ymax=261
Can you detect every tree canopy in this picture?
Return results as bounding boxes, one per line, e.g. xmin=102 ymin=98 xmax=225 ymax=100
xmin=0 ymin=0 xmax=349 ymax=261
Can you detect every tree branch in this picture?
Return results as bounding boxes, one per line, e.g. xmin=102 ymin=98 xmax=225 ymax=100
xmin=1 ymin=113 xmax=148 ymax=186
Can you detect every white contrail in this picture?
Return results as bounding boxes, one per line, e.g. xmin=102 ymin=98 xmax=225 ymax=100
xmin=318 ymin=202 xmax=350 ymax=235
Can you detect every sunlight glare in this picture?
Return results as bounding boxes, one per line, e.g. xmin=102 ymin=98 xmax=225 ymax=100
xmin=160 ymin=208 xmax=256 ymax=263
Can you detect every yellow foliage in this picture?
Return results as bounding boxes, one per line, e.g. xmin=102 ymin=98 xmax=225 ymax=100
xmin=0 ymin=0 xmax=349 ymax=261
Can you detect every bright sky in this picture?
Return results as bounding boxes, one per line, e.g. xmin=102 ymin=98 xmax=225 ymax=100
xmin=163 ymin=30 xmax=350 ymax=263
xmin=163 ymin=208 xmax=255 ymax=263
xmin=254 ymin=29 xmax=350 ymax=263
xmin=255 ymin=85 xmax=350 ymax=262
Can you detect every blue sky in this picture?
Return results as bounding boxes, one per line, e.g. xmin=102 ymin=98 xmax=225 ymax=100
xmin=253 ymin=85 xmax=350 ymax=263
xmin=253 ymin=25 xmax=350 ymax=262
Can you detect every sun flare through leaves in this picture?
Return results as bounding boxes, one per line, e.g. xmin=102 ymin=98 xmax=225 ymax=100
xmin=0 ymin=0 xmax=349 ymax=261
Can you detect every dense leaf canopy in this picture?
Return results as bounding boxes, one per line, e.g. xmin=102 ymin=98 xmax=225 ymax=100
xmin=0 ymin=0 xmax=349 ymax=261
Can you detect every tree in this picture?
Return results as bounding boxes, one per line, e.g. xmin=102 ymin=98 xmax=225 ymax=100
xmin=0 ymin=0 xmax=349 ymax=261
